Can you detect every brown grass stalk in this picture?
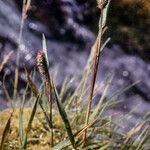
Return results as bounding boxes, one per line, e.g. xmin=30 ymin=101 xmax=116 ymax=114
xmin=0 ymin=51 xmax=13 ymax=72
xmin=14 ymin=0 xmax=31 ymax=99
xmin=83 ymin=8 xmax=104 ymax=142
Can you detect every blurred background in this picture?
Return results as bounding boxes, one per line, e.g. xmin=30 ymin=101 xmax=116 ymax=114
xmin=0 ymin=0 xmax=150 ymax=127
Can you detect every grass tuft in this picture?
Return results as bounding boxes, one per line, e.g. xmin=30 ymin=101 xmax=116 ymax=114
xmin=0 ymin=0 xmax=149 ymax=150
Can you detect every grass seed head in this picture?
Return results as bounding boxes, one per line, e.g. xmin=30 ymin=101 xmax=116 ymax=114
xmin=36 ymin=50 xmax=49 ymax=80
xmin=97 ymin=0 xmax=108 ymax=10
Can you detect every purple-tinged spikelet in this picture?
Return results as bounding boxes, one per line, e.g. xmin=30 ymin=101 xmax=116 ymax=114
xmin=36 ymin=50 xmax=49 ymax=80
xmin=96 ymin=0 xmax=108 ymax=10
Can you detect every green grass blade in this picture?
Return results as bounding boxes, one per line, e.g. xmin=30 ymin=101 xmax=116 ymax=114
xmin=6 ymin=142 xmax=10 ymax=150
xmin=90 ymin=74 xmax=113 ymax=120
xmin=51 ymin=119 xmax=97 ymax=150
xmin=19 ymin=108 xmax=24 ymax=147
xmin=52 ymin=81 xmax=76 ymax=149
xmin=99 ymin=142 xmax=111 ymax=150
xmin=42 ymin=34 xmax=49 ymax=67
xmin=60 ymin=77 xmax=74 ymax=100
xmin=25 ymin=67 xmax=53 ymax=129
xmin=39 ymin=100 xmax=53 ymax=129
xmin=136 ymin=125 xmax=149 ymax=150
xmin=0 ymin=111 xmax=13 ymax=150
xmin=51 ymin=139 xmax=70 ymax=150
xmin=42 ymin=34 xmax=54 ymax=146
xmin=23 ymin=88 xmax=43 ymax=149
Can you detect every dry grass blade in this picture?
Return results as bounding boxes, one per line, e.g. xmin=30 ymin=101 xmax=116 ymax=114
xmin=14 ymin=0 xmax=31 ymax=99
xmin=18 ymin=0 xmax=31 ymax=44
xmin=0 ymin=111 xmax=13 ymax=150
xmin=0 ymin=51 xmax=13 ymax=72
xmin=127 ymin=123 xmax=144 ymax=138
xmin=77 ymin=119 xmax=97 ymax=138
xmin=52 ymin=80 xmax=76 ymax=149
xmin=24 ymin=66 xmax=38 ymax=96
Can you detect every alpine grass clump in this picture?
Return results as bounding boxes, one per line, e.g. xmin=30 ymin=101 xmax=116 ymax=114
xmin=0 ymin=0 xmax=150 ymax=150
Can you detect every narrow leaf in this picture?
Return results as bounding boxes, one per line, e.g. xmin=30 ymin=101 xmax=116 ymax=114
xmin=99 ymin=0 xmax=111 ymax=28
xmin=23 ymin=88 xmax=43 ymax=149
xmin=19 ymin=108 xmax=24 ymax=147
xmin=24 ymin=67 xmax=52 ymax=129
xmin=90 ymin=73 xmax=113 ymax=120
xmin=42 ymin=34 xmax=49 ymax=68
xmin=52 ymin=81 xmax=76 ymax=148
xmin=24 ymin=66 xmax=38 ymax=96
xmin=0 ymin=111 xmax=13 ymax=150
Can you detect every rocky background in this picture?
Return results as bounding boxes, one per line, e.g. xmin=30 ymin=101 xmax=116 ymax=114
xmin=0 ymin=0 xmax=150 ymax=127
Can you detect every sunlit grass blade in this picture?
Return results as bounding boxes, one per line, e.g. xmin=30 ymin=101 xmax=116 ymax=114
xmin=0 ymin=111 xmax=13 ymax=150
xmin=135 ymin=125 xmax=149 ymax=150
xmin=98 ymin=142 xmax=112 ymax=150
xmin=99 ymin=0 xmax=111 ymax=28
xmin=121 ymin=123 xmax=144 ymax=149
xmin=0 ymin=51 xmax=13 ymax=72
xmin=52 ymin=80 xmax=76 ymax=149
xmin=101 ymin=37 xmax=111 ymax=52
xmin=52 ymin=139 xmax=71 ymax=150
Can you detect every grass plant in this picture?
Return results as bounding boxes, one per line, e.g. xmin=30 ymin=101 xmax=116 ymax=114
xmin=0 ymin=0 xmax=150 ymax=150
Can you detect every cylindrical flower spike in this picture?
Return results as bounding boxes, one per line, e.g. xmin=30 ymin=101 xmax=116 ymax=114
xmin=97 ymin=0 xmax=108 ymax=10
xmin=36 ymin=50 xmax=49 ymax=81
xmin=36 ymin=49 xmax=53 ymax=145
